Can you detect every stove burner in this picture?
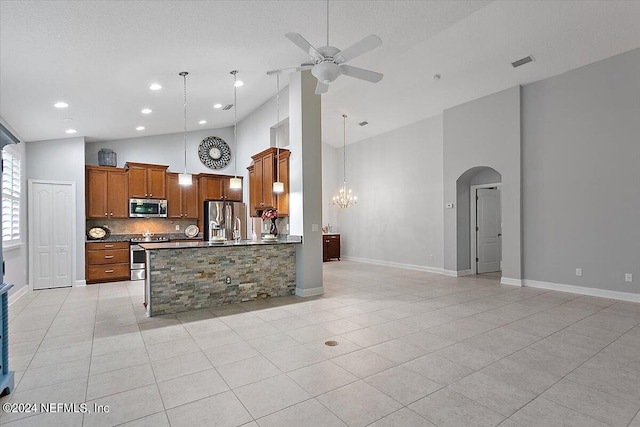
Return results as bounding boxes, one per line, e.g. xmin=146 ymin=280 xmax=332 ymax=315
xmin=130 ymin=236 xmax=170 ymax=243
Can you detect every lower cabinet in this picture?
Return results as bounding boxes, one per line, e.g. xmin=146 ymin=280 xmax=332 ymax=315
xmin=323 ymin=234 xmax=341 ymax=262
xmin=86 ymin=241 xmax=130 ymax=283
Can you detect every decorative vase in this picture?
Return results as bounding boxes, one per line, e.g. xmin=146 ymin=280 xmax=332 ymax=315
xmin=270 ymin=218 xmax=278 ymax=236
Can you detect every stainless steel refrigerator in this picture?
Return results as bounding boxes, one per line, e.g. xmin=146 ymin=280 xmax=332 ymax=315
xmin=203 ymin=201 xmax=247 ymax=241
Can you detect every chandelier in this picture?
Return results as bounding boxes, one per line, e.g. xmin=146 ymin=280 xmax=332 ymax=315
xmin=332 ymin=114 xmax=357 ymax=208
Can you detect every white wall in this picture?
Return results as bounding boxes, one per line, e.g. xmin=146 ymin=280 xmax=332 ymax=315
xmin=26 ymin=136 xmax=86 ymax=283
xmin=1 ymin=117 xmax=28 ymax=297
xmin=322 ymin=142 xmax=339 ymax=229
xmin=86 ymin=127 xmax=236 ymax=174
xmin=337 ymin=115 xmax=444 ymax=271
xmin=522 ymin=48 xmax=640 ymax=294
xmin=443 ymin=86 xmax=521 ymax=279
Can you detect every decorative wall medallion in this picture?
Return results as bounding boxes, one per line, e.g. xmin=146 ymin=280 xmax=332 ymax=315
xmin=198 ymin=136 xmax=231 ymax=169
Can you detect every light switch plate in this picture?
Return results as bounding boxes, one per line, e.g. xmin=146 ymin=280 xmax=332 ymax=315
xmin=175 ymin=224 xmax=180 ymax=230
xmin=625 ymin=273 xmax=633 ymax=282
xmin=576 ymin=268 xmax=582 ymax=277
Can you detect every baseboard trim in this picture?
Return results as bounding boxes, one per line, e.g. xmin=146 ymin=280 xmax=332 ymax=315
xmin=443 ymin=269 xmax=472 ymax=277
xmin=524 ymin=279 xmax=640 ymax=303
xmin=501 ymin=277 xmax=523 ymax=287
xmin=8 ymin=285 xmax=29 ymax=305
xmin=75 ymin=279 xmax=87 ymax=287
xmin=295 ymin=286 xmax=324 ymax=297
xmin=343 ymin=256 xmax=444 ymax=275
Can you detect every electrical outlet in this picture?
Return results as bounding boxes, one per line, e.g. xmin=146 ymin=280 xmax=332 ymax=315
xmin=625 ymin=273 xmax=633 ymax=282
xmin=575 ymin=268 xmax=582 ymax=277
xmin=286 ymin=224 xmax=289 ymax=231
xmin=175 ymin=224 xmax=180 ymax=231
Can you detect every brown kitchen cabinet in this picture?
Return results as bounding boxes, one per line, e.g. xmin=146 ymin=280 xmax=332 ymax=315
xmin=323 ymin=234 xmax=341 ymax=262
xmin=125 ymin=162 xmax=169 ymax=199
xmin=166 ymin=172 xmax=199 ymax=219
xmin=85 ymin=165 xmax=129 ymax=219
xmin=86 ymin=241 xmax=130 ymax=283
xmin=247 ymin=147 xmax=290 ymax=217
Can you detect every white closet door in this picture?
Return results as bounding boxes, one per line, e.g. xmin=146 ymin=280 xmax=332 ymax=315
xmin=30 ymin=181 xmax=74 ymax=290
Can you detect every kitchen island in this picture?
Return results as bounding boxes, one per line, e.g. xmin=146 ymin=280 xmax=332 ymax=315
xmin=139 ymin=236 xmax=301 ymax=316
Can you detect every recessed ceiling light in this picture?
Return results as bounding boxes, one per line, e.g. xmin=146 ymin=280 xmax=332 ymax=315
xmin=233 ymin=80 xmax=244 ymax=87
xmin=149 ymin=83 xmax=162 ymax=90
xmin=65 ymin=129 xmax=77 ymax=134
xmin=63 ymin=117 xmax=73 ymax=122
xmin=54 ymin=102 xmax=69 ymax=108
xmin=198 ymin=120 xmax=207 ymax=125
xmin=213 ymin=103 xmax=222 ymax=109
xmin=141 ymin=108 xmax=152 ymax=114
xmin=136 ymin=126 xmax=146 ymax=131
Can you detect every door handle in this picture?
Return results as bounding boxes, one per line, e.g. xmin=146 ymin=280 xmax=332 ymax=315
xmin=497 ymin=233 xmax=502 ymax=237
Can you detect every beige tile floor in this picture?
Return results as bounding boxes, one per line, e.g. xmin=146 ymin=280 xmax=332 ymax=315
xmin=1 ymin=261 xmax=640 ymax=426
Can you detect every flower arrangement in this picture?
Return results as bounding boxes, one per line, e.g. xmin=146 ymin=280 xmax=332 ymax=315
xmin=261 ymin=208 xmax=278 ymax=220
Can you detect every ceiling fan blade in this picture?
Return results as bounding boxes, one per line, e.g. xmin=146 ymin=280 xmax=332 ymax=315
xmin=266 ymin=64 xmax=313 ymax=76
xmin=334 ymin=35 xmax=382 ymax=64
xmin=285 ymin=33 xmax=323 ymax=62
xmin=340 ymin=65 xmax=383 ymax=83
xmin=315 ymin=80 xmax=329 ymax=95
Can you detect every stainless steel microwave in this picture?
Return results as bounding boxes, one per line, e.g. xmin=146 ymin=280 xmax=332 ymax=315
xmin=129 ymin=198 xmax=167 ymax=218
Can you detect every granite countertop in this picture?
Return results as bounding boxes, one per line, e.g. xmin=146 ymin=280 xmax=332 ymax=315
xmin=138 ymin=235 xmax=302 ymax=250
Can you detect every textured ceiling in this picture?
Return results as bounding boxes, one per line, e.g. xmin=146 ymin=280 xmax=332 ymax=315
xmin=1 ymin=1 xmax=639 ymax=147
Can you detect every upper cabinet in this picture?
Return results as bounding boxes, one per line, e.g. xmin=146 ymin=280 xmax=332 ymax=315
xmin=247 ymin=147 xmax=290 ymax=217
xmin=166 ymin=172 xmax=199 ymax=219
xmin=85 ymin=166 xmax=129 ymax=219
xmin=125 ymin=162 xmax=169 ymax=199
xmin=198 ymin=174 xmax=243 ymax=202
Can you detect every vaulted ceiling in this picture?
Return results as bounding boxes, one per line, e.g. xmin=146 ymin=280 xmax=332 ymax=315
xmin=1 ymin=1 xmax=639 ymax=147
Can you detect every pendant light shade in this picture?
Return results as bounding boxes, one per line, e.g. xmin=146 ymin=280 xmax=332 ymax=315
xmin=229 ymin=177 xmax=242 ymax=189
xmin=231 ymin=70 xmax=242 ymax=190
xmin=333 ymin=114 xmax=357 ymax=208
xmin=273 ymin=73 xmax=284 ymax=194
xmin=178 ymin=71 xmax=192 ymax=186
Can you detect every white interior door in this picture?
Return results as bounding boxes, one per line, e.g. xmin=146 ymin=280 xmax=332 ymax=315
xmin=476 ymin=188 xmax=501 ymax=274
xmin=31 ymin=181 xmax=74 ymax=289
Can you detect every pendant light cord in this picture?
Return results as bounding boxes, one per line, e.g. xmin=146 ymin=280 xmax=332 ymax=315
xmin=342 ymin=114 xmax=347 ymax=188
xmin=180 ymin=71 xmax=188 ymax=175
xmin=232 ymin=71 xmax=238 ymax=179
xmin=276 ymin=74 xmax=280 ymax=183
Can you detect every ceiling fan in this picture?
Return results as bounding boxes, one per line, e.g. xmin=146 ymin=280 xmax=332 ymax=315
xmin=267 ymin=0 xmax=383 ymax=95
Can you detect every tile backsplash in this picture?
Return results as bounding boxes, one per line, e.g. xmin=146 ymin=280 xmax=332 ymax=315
xmin=86 ymin=218 xmax=197 ymax=235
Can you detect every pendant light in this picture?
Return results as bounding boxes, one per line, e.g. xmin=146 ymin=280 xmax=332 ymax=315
xmin=332 ymin=114 xmax=357 ymax=208
xmin=229 ymin=70 xmax=242 ymax=190
xmin=178 ymin=71 xmax=192 ymax=186
xmin=273 ymin=73 xmax=284 ymax=193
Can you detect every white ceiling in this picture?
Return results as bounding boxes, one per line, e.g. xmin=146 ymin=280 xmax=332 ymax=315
xmin=1 ymin=1 xmax=639 ymax=147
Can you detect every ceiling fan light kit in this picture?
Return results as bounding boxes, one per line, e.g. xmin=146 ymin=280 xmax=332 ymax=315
xmin=268 ymin=0 xmax=383 ymax=94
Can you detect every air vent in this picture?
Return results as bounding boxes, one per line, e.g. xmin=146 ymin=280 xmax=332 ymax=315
xmin=222 ymin=104 xmax=233 ymax=111
xmin=511 ymin=56 xmax=534 ymax=68
xmin=358 ymin=121 xmax=368 ymax=127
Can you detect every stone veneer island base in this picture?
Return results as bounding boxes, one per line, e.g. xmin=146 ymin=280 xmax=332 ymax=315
xmin=140 ymin=239 xmax=300 ymax=316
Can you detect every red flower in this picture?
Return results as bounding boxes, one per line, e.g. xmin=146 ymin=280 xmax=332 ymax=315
xmin=262 ymin=209 xmax=278 ymax=220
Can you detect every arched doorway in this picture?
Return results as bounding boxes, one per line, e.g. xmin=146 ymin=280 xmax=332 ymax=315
xmin=455 ymin=167 xmax=502 ymax=277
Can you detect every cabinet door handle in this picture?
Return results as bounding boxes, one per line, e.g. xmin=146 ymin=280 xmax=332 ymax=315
xmin=110 ymin=212 xmax=113 ymax=216
xmin=104 ymin=255 xmax=114 ymax=259
xmin=105 ymin=269 xmax=114 ymax=273
xmin=145 ymin=193 xmax=148 ymax=197
xmin=149 ymin=194 xmax=153 ymax=197
xmin=104 ymin=244 xmax=114 ymax=248
xmin=104 ymin=212 xmax=108 ymax=216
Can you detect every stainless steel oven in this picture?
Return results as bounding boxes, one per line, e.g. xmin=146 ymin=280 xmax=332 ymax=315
xmin=130 ymin=244 xmax=146 ymax=280
xmin=130 ymin=236 xmax=170 ymax=280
